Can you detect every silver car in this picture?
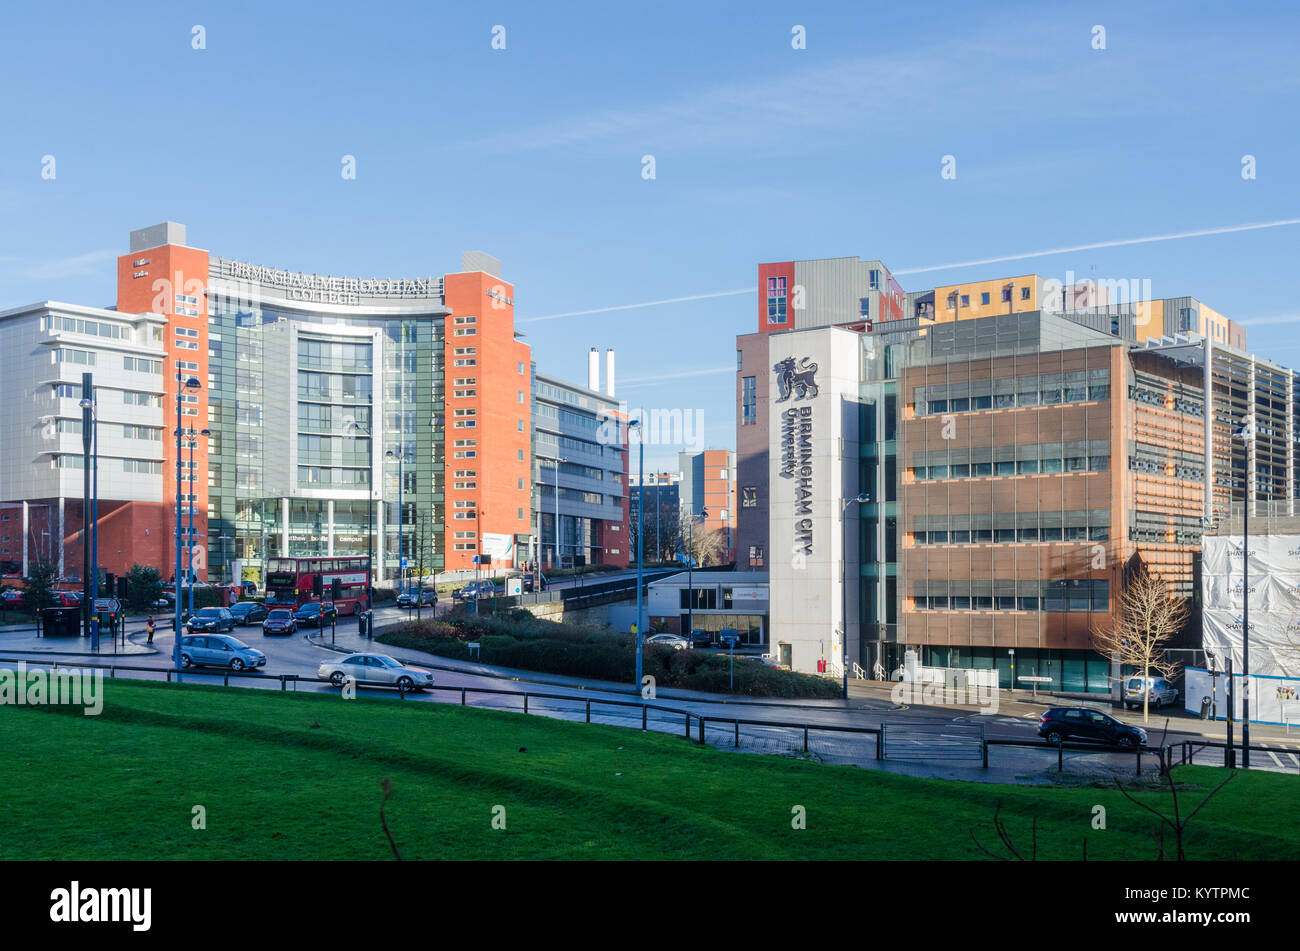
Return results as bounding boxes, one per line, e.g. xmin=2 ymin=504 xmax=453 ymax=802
xmin=179 ymin=634 xmax=267 ymax=672
xmin=646 ymin=633 xmax=689 ymax=650
xmin=317 ymin=653 xmax=435 ymax=691
xmin=1124 ymin=676 xmax=1178 ymax=709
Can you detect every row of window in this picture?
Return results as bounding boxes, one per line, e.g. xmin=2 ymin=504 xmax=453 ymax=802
xmin=921 ymin=384 xmax=1108 ymax=416
xmin=44 ymin=315 xmax=132 ymax=339
xmin=913 ymin=526 xmax=1109 ymax=544
xmin=946 ymin=286 xmax=1033 ymax=309
xmin=913 ymin=581 xmax=1109 ymax=612
xmin=913 ymin=455 xmax=1108 ymax=480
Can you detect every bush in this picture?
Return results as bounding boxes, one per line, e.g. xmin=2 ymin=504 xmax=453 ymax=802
xmin=377 ymin=620 xmax=838 ymax=699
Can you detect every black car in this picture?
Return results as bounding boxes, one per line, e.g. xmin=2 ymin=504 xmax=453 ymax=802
xmin=229 ymin=602 xmax=269 ymax=626
xmin=293 ymin=601 xmax=336 ymax=627
xmin=186 ymin=607 xmax=236 ymax=633
xmin=687 ymin=629 xmax=711 ymax=649
xmin=1038 ymin=707 xmax=1147 ymax=748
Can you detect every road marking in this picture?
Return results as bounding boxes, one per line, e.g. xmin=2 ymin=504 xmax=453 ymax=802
xmin=1268 ymin=751 xmax=1285 ymax=769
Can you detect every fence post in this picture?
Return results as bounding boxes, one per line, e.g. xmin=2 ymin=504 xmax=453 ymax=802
xmin=803 ymin=726 xmax=808 ymax=753
xmin=399 ymin=681 xmax=406 ymax=700
xmin=280 ymin=675 xmax=288 ymax=692
xmin=586 ymin=699 xmax=591 ymax=723
xmin=1058 ymin=742 xmax=1063 ymax=772
xmin=461 ymin=687 xmax=466 ymax=706
xmin=698 ymin=716 xmax=704 ymax=744
xmin=110 ymin=667 xmax=115 ymax=678
xmin=684 ymin=712 xmax=689 ymax=738
xmin=1135 ymin=745 xmax=1142 ymax=777
xmin=876 ymin=729 xmax=883 ymax=761
xmin=982 ymin=739 xmax=988 ymax=769
xmin=524 ymin=694 xmax=529 ymax=715
xmin=642 ymin=706 xmax=647 ymax=731
xmin=166 ymin=670 xmax=172 ymax=682
xmin=734 ymin=721 xmax=739 ymax=748
xmin=224 ymin=672 xmax=229 ymax=686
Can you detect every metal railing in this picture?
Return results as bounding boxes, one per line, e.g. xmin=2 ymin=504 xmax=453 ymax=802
xmin=985 ymin=737 xmax=1169 ymax=776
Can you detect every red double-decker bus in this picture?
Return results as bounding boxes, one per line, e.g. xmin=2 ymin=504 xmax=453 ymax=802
xmin=265 ymin=556 xmax=370 ymax=615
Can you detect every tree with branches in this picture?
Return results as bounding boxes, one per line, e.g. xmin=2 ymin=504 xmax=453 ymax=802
xmin=1091 ymin=560 xmax=1189 ymax=723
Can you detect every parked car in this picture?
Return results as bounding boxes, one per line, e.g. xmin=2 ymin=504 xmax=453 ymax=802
xmin=2 ymin=590 xmax=27 ymax=611
xmin=687 ymin=630 xmax=711 ymax=649
xmin=646 ymin=633 xmax=689 ymax=651
xmin=317 ymin=653 xmax=435 ymax=691
xmin=1038 ymin=707 xmax=1147 ymax=748
xmin=151 ymin=596 xmax=174 ymax=610
xmin=397 ymin=588 xmax=438 ymax=608
xmin=186 ymin=607 xmax=236 ymax=634
xmin=293 ymin=601 xmax=335 ymax=628
xmin=453 ymin=580 xmax=497 ymax=601
xmin=54 ymin=592 xmax=82 ymax=607
xmin=179 ymin=633 xmax=267 ymax=671
xmin=718 ymin=629 xmax=742 ymax=649
xmin=262 ymin=609 xmax=297 ymax=636
xmin=229 ymin=602 xmax=269 ymax=626
xmin=1124 ymin=676 xmax=1179 ymax=710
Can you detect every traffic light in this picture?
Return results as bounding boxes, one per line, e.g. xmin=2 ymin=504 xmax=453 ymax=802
xmin=331 ymin=578 xmax=341 ymax=601
xmin=312 ymin=575 xmax=323 ymax=599
xmin=105 ymin=572 xmax=115 ymax=598
xmin=117 ymin=576 xmax=129 ymax=600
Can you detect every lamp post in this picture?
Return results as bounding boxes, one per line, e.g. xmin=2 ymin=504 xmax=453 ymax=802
xmin=385 ymin=447 xmax=406 ymax=596
xmin=78 ymin=374 xmax=94 ymax=637
xmin=173 ymin=376 xmax=201 ymax=679
xmin=840 ymin=493 xmax=871 ymax=700
xmin=544 ymin=455 xmax=567 ymax=571
xmin=685 ymin=507 xmax=708 ymax=640
xmin=186 ymin=428 xmax=210 ymax=616
xmin=1235 ymin=414 xmax=1255 ymax=767
xmin=347 ymin=420 xmax=374 ymax=609
xmin=90 ymin=390 xmax=99 ymax=598
xmin=627 ymin=419 xmax=645 ymax=691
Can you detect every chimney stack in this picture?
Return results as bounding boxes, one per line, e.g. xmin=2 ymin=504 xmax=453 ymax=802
xmin=588 ymin=348 xmax=600 ymax=391
xmin=605 ymin=349 xmax=616 ymax=398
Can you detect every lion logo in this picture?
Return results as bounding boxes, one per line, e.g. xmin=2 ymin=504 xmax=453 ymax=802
xmin=773 ymin=356 xmax=819 ymax=402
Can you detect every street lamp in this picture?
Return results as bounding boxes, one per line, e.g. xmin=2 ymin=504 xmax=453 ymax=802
xmin=840 ymin=492 xmax=871 ymax=700
xmin=1234 ymin=414 xmax=1255 ymax=767
xmin=628 ymin=419 xmax=645 ymax=692
xmin=542 ymin=455 xmax=567 ymax=571
xmin=347 ymin=420 xmax=374 ymax=609
xmin=78 ymin=374 xmax=94 ymax=637
xmin=685 ymin=507 xmax=708 ymax=641
xmin=173 ymin=376 xmax=201 ymax=679
xmin=185 ymin=428 xmax=211 ymax=616
xmin=385 ymin=447 xmax=408 ymax=596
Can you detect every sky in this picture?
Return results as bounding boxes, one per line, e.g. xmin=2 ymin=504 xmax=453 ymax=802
xmin=2 ymin=0 xmax=1298 ymax=472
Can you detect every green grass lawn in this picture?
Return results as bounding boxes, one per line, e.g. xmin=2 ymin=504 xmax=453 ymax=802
xmin=1 ymin=679 xmax=1292 ymax=860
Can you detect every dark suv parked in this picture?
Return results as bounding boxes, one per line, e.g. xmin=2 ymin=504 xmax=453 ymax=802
xmin=1038 ymin=706 xmax=1147 ymax=748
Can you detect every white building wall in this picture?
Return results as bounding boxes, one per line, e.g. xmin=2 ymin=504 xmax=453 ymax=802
xmin=767 ymin=326 xmax=862 ymax=674
xmin=0 ymin=302 xmax=166 ymax=504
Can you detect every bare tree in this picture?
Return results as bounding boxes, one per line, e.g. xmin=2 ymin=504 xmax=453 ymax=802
xmin=1091 ymin=562 xmax=1189 ymax=723
xmin=678 ymin=518 xmax=727 ymax=568
xmin=410 ymin=508 xmax=437 ymax=620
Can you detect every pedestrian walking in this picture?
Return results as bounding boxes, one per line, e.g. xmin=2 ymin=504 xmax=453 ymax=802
xmin=146 ymin=615 xmax=155 ymax=644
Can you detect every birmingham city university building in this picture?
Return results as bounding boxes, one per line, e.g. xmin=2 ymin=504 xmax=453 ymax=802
xmin=0 ymin=222 xmax=629 ymax=587
xmin=738 ymin=256 xmax=1300 ymax=692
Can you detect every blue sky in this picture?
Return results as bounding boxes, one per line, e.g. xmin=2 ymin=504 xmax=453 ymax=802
xmin=2 ymin=0 xmax=1298 ymax=472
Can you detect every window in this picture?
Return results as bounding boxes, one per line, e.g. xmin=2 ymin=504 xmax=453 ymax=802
xmin=868 ymin=269 xmax=881 ymax=290
xmin=1002 ymin=288 xmax=1012 ymax=303
xmin=742 ymin=486 xmax=757 ymax=508
xmin=1020 ymin=286 xmax=1031 ymax=300
xmin=742 ymin=376 xmax=756 ymax=425
xmin=55 ymin=348 xmax=95 ymax=366
xmin=980 ymin=292 xmax=990 ymax=305
xmin=859 ymin=298 xmax=870 ymax=317
xmin=960 ymin=295 xmax=970 ymax=308
xmin=766 ymin=276 xmax=787 ymax=324
xmin=748 ymin=545 xmax=764 ymax=567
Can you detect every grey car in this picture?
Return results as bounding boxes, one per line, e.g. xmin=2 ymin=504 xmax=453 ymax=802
xmin=180 ymin=634 xmax=267 ymax=671
xmin=317 ymin=653 xmax=435 ymax=691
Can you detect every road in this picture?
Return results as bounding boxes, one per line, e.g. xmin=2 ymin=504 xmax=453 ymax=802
xmin=3 ymin=610 xmax=1298 ymax=783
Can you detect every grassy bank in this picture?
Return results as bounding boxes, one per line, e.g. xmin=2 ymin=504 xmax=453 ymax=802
xmin=0 ymin=679 xmax=1290 ymax=860
xmin=378 ymin=614 xmax=841 ymax=698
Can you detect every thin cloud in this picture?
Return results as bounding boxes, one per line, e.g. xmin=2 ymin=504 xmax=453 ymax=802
xmin=521 ymin=289 xmax=753 ymax=323
xmin=619 ymin=367 xmax=735 ymax=388
xmin=523 ymin=217 xmax=1300 ymax=324
xmin=894 ymin=219 xmax=1300 ymax=276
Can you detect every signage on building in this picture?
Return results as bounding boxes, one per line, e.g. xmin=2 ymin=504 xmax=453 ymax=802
xmin=775 ymin=356 xmax=819 ymax=555
xmin=482 ymin=533 xmax=514 ymax=559
xmin=210 ymin=258 xmax=442 ymax=305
